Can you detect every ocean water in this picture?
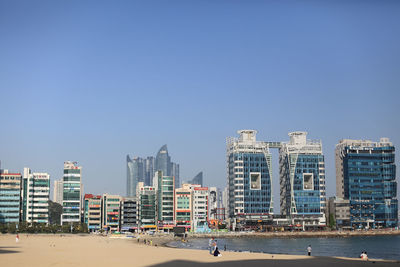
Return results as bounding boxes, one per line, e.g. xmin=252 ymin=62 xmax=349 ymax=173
xmin=168 ymin=235 xmax=400 ymax=260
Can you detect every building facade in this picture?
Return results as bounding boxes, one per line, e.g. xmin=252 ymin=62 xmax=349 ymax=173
xmin=61 ymin=161 xmax=82 ymax=225
xmin=227 ymin=130 xmax=274 ymax=228
xmin=138 ymin=182 xmax=157 ymax=230
xmin=0 ymin=170 xmax=22 ymax=223
xmin=84 ymin=194 xmax=102 ymax=232
xmin=279 ymin=132 xmax=326 ymax=228
xmin=175 ymin=184 xmax=193 ymax=230
xmin=153 ymin=171 xmax=175 ymax=230
xmin=192 ymin=187 xmax=209 ymax=232
xmin=22 ymin=168 xmax=50 ymax=224
xmin=102 ymin=194 xmax=121 ymax=232
xmin=335 ymin=138 xmax=398 ymax=228
xmin=53 ymin=179 xmax=63 ymax=205
xmin=120 ymin=197 xmax=138 ymax=232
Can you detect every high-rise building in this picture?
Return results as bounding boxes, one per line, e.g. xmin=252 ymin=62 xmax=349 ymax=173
xmin=171 ymin=162 xmax=180 ymax=189
xmin=335 ymin=138 xmax=398 ymax=228
xmin=101 ymin=194 xmax=121 ymax=232
xmin=126 ymin=155 xmax=144 ymax=197
xmin=120 ymin=197 xmax=138 ymax=232
xmin=0 ymin=170 xmax=22 ymax=223
xmin=188 ymin=172 xmax=203 ymax=187
xmin=137 ymin=182 xmax=157 ymax=230
xmin=145 ymin=157 xmax=155 ymax=187
xmin=53 ymin=179 xmax=63 ymax=205
xmin=155 ymin=145 xmax=171 ymax=177
xmin=61 ymin=161 xmax=82 ymax=225
xmin=84 ymin=194 xmax=102 ymax=232
xmin=22 ymin=168 xmax=50 ymax=224
xmin=279 ymin=132 xmax=326 ymax=228
xmin=226 ymin=130 xmax=273 ymax=227
xmin=208 ymin=187 xmax=224 ymax=221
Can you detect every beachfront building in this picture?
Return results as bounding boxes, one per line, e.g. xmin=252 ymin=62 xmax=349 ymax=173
xmin=227 ymin=130 xmax=274 ymax=229
xmin=101 ymin=194 xmax=121 ymax=232
xmin=138 ymin=182 xmax=157 ymax=231
xmin=127 ymin=155 xmax=144 ymax=197
xmin=153 ymin=171 xmax=175 ymax=230
xmin=21 ymin=168 xmax=50 ymax=224
xmin=335 ymin=138 xmax=398 ymax=229
xmin=279 ymin=132 xmax=327 ymax=229
xmin=175 ymin=184 xmax=193 ymax=230
xmin=209 ymin=187 xmax=225 ymax=222
xmin=192 ymin=187 xmax=209 ymax=232
xmin=120 ymin=197 xmax=138 ymax=232
xmin=53 ymin=179 xmax=63 ymax=205
xmin=61 ymin=161 xmax=82 ymax=225
xmin=0 ymin=170 xmax=22 ymax=223
xmin=84 ymin=194 xmax=102 ymax=232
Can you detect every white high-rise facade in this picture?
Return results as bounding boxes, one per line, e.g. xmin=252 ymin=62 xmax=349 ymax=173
xmin=53 ymin=179 xmax=63 ymax=205
xmin=22 ymin=168 xmax=50 ymax=224
xmin=61 ymin=161 xmax=82 ymax=225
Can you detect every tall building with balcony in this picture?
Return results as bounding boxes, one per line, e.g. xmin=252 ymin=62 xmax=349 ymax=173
xmin=0 ymin=170 xmax=22 ymax=223
xmin=153 ymin=171 xmax=175 ymax=230
xmin=102 ymin=194 xmax=121 ymax=232
xmin=61 ymin=161 xmax=82 ymax=225
xmin=279 ymin=132 xmax=327 ymax=228
xmin=227 ymin=130 xmax=273 ymax=227
xmin=335 ymin=138 xmax=398 ymax=228
xmin=84 ymin=194 xmax=102 ymax=232
xmin=120 ymin=197 xmax=138 ymax=232
xmin=22 ymin=168 xmax=50 ymax=224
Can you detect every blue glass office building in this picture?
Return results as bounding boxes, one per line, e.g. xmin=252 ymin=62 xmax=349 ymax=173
xmin=227 ymin=130 xmax=273 ymax=227
xmin=279 ymin=132 xmax=326 ymax=227
xmin=336 ymin=138 xmax=398 ymax=228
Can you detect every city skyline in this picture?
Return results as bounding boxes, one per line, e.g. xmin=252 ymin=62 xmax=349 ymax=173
xmin=1 ymin=1 xmax=399 ymax=214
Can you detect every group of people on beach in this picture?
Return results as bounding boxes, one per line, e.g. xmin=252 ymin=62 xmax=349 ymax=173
xmin=208 ymin=237 xmax=221 ymax=257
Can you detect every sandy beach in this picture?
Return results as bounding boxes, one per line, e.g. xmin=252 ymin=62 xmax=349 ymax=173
xmin=0 ymin=234 xmax=398 ymax=267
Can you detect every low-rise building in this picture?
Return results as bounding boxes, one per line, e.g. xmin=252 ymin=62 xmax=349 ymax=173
xmin=0 ymin=170 xmax=22 ymax=223
xmin=84 ymin=194 xmax=102 ymax=232
xmin=120 ymin=197 xmax=138 ymax=232
xmin=102 ymin=194 xmax=121 ymax=232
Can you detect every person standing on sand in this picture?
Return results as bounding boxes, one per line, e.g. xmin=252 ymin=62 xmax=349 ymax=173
xmin=208 ymin=237 xmax=215 ymax=254
xmin=307 ymin=245 xmax=312 ymax=256
xmin=16 ymin=234 xmax=19 ymax=243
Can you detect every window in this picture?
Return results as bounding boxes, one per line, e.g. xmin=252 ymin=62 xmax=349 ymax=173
xmin=303 ymin=173 xmax=314 ymax=190
xmin=250 ymin=172 xmax=261 ymax=190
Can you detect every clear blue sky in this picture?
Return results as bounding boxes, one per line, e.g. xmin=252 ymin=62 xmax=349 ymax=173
xmin=1 ymin=0 xmax=399 ymax=213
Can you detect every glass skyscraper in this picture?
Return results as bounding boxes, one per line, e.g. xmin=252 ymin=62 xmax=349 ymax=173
xmin=279 ymin=132 xmax=326 ymax=228
xmin=227 ymin=130 xmax=273 ymax=228
xmin=335 ymin=138 xmax=398 ymax=229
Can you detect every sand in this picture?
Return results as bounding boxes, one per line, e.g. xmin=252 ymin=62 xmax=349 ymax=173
xmin=0 ymin=234 xmax=398 ymax=267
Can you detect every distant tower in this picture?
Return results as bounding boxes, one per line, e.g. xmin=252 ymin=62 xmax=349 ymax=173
xmin=189 ymin=172 xmax=203 ymax=187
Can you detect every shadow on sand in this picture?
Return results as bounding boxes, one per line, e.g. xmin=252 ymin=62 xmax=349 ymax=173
xmin=147 ymin=258 xmax=400 ymax=267
xmin=0 ymin=246 xmax=20 ymax=254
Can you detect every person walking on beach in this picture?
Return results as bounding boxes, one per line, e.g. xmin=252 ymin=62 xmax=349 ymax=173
xmin=307 ymin=245 xmax=312 ymax=256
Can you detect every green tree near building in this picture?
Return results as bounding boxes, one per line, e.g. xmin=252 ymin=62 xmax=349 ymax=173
xmin=48 ymin=200 xmax=63 ymax=225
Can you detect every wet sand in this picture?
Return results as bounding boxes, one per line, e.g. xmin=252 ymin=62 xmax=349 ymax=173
xmin=0 ymin=234 xmax=398 ymax=267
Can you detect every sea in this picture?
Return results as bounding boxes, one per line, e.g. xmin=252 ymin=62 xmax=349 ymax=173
xmin=167 ymin=235 xmax=400 ymax=260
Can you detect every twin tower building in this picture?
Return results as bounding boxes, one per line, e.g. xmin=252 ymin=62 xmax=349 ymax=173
xmin=227 ymin=130 xmax=398 ymax=229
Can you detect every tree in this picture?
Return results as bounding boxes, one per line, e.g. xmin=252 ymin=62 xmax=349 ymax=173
xmin=48 ymin=200 xmax=63 ymax=225
xmin=329 ymin=214 xmax=336 ymax=229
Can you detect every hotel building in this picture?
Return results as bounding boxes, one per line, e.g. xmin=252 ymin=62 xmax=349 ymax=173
xmin=279 ymin=132 xmax=327 ymax=228
xmin=21 ymin=168 xmax=50 ymax=224
xmin=335 ymin=138 xmax=398 ymax=228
